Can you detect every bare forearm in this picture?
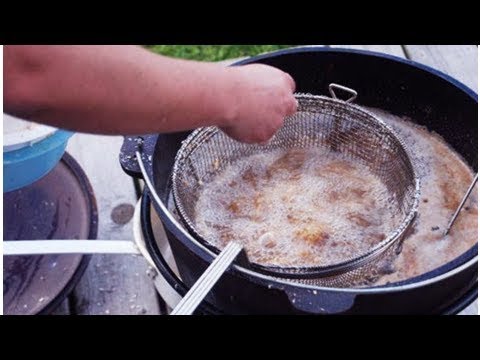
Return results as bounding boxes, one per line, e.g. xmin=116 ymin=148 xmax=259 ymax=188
xmin=4 ymin=45 xmax=236 ymax=134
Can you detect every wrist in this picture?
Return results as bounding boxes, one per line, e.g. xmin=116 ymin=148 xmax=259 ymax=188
xmin=216 ymin=66 xmax=242 ymax=128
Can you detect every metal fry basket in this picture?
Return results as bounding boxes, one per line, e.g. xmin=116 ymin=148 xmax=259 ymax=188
xmin=171 ymin=84 xmax=420 ymax=287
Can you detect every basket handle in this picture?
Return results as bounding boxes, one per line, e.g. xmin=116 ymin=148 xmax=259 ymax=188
xmin=328 ymin=83 xmax=358 ymax=103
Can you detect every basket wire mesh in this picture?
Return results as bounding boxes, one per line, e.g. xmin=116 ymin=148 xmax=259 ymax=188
xmin=172 ymin=85 xmax=420 ymax=287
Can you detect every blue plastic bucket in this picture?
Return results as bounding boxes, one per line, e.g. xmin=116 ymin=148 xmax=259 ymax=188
xmin=4 ymin=130 xmax=74 ymax=192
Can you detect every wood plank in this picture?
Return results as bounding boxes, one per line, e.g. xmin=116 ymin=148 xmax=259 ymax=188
xmin=329 ymin=45 xmax=405 ymax=58
xmin=66 ymin=134 xmax=160 ymax=315
xmin=403 ymin=45 xmax=478 ymax=91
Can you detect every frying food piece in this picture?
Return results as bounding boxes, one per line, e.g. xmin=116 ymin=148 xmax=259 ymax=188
xmin=296 ymin=225 xmax=330 ymax=246
xmin=242 ymin=166 xmax=259 ymax=188
xmin=347 ymin=212 xmax=372 ymax=227
xmin=371 ymin=233 xmax=386 ymax=242
xmin=351 ymin=188 xmax=367 ymax=198
xmin=266 ymin=148 xmax=307 ymax=180
xmin=299 ymin=250 xmax=317 ymax=263
xmin=227 ymin=197 xmax=247 ymax=216
xmin=327 ymin=186 xmax=369 ymax=203
xmin=226 ymin=193 xmax=266 ymax=222
xmin=259 ymin=232 xmax=277 ymax=248
xmin=322 ymin=159 xmax=357 ymax=176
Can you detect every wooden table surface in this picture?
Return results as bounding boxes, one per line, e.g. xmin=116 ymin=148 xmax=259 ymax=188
xmin=55 ymin=45 xmax=478 ymax=315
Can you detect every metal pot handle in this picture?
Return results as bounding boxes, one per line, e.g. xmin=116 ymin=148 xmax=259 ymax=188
xmin=120 ymin=134 xmax=158 ymax=178
xmin=284 ymin=288 xmax=357 ymax=314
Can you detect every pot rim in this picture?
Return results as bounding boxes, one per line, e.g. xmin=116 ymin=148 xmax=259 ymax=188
xmin=233 ymin=46 xmax=478 ymax=101
xmin=144 ymin=46 xmax=478 ymax=294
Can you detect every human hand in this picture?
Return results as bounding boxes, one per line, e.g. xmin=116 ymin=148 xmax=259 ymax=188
xmin=220 ymin=64 xmax=297 ymax=143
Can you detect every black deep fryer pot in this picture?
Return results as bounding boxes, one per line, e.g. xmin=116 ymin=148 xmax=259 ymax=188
xmin=121 ymin=47 xmax=478 ymax=314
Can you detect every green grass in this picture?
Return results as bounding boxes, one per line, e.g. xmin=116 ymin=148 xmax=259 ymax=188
xmin=145 ymin=45 xmax=293 ymax=61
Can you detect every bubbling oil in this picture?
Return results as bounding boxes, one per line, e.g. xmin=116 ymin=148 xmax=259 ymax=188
xmin=194 ymin=148 xmax=402 ymax=267
xmin=367 ymin=108 xmax=478 ymax=285
xmin=178 ymin=108 xmax=477 ymax=285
